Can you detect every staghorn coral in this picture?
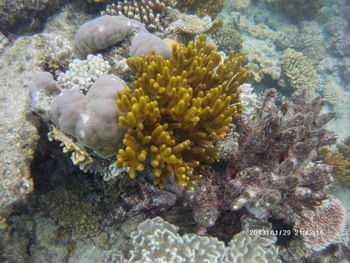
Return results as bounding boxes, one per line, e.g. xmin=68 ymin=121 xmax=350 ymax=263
xmin=100 ymin=0 xmax=176 ymax=31
xmin=116 ymin=35 xmax=249 ymax=188
xmin=294 ymin=198 xmax=345 ymax=251
xmin=279 ymin=48 xmax=319 ymax=91
xmin=176 ymin=0 xmax=224 ymax=20
xmin=319 ymin=137 xmax=350 ymax=184
xmin=266 ymin=0 xmax=323 ymax=21
xmin=224 ymin=89 xmax=337 ymax=226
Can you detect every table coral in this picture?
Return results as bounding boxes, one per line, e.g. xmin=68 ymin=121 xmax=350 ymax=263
xmin=116 ymin=35 xmax=249 ymax=188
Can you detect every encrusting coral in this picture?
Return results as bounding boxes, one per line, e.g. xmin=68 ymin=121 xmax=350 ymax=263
xmin=115 ymin=35 xmax=249 ymax=188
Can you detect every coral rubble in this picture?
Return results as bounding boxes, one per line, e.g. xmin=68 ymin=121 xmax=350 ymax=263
xmin=116 ymin=35 xmax=249 ymax=188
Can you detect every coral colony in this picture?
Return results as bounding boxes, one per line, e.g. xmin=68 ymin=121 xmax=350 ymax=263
xmin=1 ymin=0 xmax=350 ymax=262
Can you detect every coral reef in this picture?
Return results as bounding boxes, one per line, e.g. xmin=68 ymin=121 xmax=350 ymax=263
xmin=116 ymin=35 xmax=249 ymax=188
xmin=125 ymin=215 xmax=281 ymax=262
xmin=42 ymin=188 xmax=99 ymax=237
xmin=100 ymin=0 xmax=176 ymax=31
xmin=51 ymin=74 xmax=127 ymax=157
xmin=294 ymin=198 xmax=345 ymax=251
xmin=210 ymin=28 xmax=243 ymax=55
xmin=74 ymin=15 xmax=146 ymax=58
xmin=266 ymin=0 xmax=324 ymax=21
xmin=319 ymin=137 xmax=350 ymax=184
xmin=279 ymin=48 xmax=319 ymax=91
xmin=176 ymin=0 xmax=224 ymax=20
xmin=57 ymin=54 xmax=111 ymax=92
xmin=0 ymin=0 xmax=66 ymax=34
xmin=223 ymin=89 xmax=336 ymax=226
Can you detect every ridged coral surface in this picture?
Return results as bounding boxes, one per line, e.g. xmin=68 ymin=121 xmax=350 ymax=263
xmin=116 ymin=35 xmax=249 ymax=188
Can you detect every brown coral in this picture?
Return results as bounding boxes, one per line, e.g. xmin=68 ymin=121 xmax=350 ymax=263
xmin=319 ymin=137 xmax=350 ymax=184
xmin=175 ymin=0 xmax=224 ymax=20
xmin=116 ymin=35 xmax=249 ymax=188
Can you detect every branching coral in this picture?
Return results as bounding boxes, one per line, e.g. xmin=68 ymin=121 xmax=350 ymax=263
xmin=280 ymin=48 xmax=319 ymax=91
xmin=319 ymin=137 xmax=350 ymax=184
xmin=115 ymin=35 xmax=249 ymax=188
xmin=100 ymin=0 xmax=175 ymax=31
xmin=187 ymin=89 xmax=339 ymax=235
xmin=224 ymin=89 xmax=336 ymax=225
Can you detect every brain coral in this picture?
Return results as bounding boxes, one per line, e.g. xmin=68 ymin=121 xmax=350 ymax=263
xmin=116 ymin=35 xmax=249 ymax=188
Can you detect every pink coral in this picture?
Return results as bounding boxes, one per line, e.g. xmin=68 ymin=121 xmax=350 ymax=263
xmin=294 ymin=199 xmax=345 ymax=251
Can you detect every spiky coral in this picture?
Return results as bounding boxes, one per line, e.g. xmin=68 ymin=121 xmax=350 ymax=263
xmin=99 ymin=0 xmax=175 ymax=31
xmin=319 ymin=137 xmax=350 ymax=184
xmin=116 ymin=35 xmax=249 ymax=188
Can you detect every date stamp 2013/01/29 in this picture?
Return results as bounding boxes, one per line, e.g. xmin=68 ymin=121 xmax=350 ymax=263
xmin=249 ymin=229 xmax=324 ymax=237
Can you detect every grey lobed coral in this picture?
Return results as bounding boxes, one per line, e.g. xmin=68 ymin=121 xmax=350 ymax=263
xmin=74 ymin=15 xmax=146 ymax=58
xmin=124 ymin=215 xmax=281 ymax=263
xmin=129 ymin=31 xmax=172 ymax=58
xmin=51 ymin=74 xmax=127 ymax=157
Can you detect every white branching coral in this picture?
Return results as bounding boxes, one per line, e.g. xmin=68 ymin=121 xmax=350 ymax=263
xmin=57 ymin=54 xmax=111 ymax=92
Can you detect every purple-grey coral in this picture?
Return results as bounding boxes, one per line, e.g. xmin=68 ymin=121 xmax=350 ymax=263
xmin=74 ymin=15 xmax=146 ymax=58
xmin=224 ymin=89 xmax=336 ymax=225
xmin=189 ymin=89 xmax=337 ymax=228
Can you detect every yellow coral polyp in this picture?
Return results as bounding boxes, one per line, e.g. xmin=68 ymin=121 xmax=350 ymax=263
xmin=116 ymin=35 xmax=249 ymax=188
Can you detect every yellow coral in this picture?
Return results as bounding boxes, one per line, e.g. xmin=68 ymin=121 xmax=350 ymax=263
xmin=48 ymin=126 xmax=93 ymax=167
xmin=116 ymin=35 xmax=249 ymax=188
xmin=319 ymin=137 xmax=350 ymax=184
xmin=176 ymin=0 xmax=224 ymax=20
